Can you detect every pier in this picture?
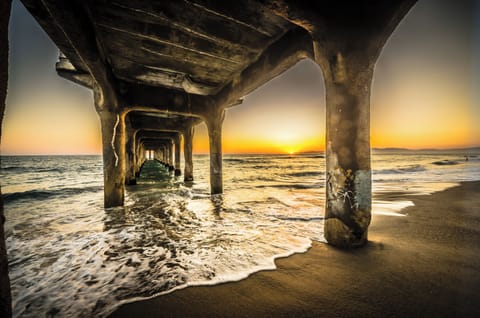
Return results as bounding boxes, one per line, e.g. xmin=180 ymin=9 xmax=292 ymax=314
xmin=0 ymin=1 xmax=418 ymax=315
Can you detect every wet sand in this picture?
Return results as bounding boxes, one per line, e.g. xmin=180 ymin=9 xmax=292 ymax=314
xmin=109 ymin=181 xmax=480 ymax=318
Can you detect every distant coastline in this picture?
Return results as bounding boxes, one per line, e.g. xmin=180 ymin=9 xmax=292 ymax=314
xmin=1 ymin=146 xmax=479 ymax=157
xmin=371 ymin=147 xmax=480 ymax=154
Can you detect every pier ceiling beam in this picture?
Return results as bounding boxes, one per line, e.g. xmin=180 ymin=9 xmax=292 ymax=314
xmin=141 ymin=140 xmax=172 ymax=149
xmin=136 ymin=131 xmax=179 ymax=142
xmin=281 ymin=0 xmax=416 ymax=248
xmin=266 ymin=0 xmax=418 ymax=63
xmin=128 ymin=113 xmax=202 ymax=134
xmin=92 ymin=0 xmax=290 ymax=63
xmin=56 ymin=54 xmax=93 ymax=89
xmin=120 ymin=83 xmax=213 ymax=118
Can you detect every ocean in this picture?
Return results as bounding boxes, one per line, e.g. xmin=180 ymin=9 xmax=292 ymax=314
xmin=2 ymin=151 xmax=480 ymax=317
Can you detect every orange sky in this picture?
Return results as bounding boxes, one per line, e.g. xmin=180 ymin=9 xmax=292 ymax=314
xmin=1 ymin=0 xmax=479 ymax=155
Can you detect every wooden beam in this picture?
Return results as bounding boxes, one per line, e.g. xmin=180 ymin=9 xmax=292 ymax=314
xmin=95 ymin=23 xmax=241 ymax=67
xmin=55 ymin=54 xmax=93 ymax=89
xmin=129 ymin=114 xmax=201 ymax=132
xmin=185 ymin=0 xmax=289 ymax=37
xmin=104 ymin=0 xmax=277 ymax=51
xmin=121 ymin=83 xmax=212 ymax=118
xmin=137 ymin=131 xmax=179 ymax=139
xmin=92 ymin=6 xmax=257 ymax=64
xmin=267 ymin=0 xmax=418 ymax=61
xmin=107 ymin=53 xmax=227 ymax=91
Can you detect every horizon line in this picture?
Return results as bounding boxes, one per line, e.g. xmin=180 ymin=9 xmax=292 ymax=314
xmin=1 ymin=146 xmax=480 ymax=156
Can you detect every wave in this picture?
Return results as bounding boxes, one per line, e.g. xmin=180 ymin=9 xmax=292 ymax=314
xmin=1 ymin=166 xmax=24 ymax=171
xmin=273 ymin=215 xmax=324 ymax=222
xmin=286 ymin=171 xmax=322 ymax=177
xmin=223 ymin=158 xmax=245 ymax=163
xmin=1 ymin=166 xmax=65 ymax=173
xmin=432 ymin=160 xmax=459 ymax=166
xmin=375 ymin=164 xmax=426 ymax=174
xmin=256 ymin=183 xmax=319 ymax=190
xmin=3 ymin=186 xmax=103 ymax=203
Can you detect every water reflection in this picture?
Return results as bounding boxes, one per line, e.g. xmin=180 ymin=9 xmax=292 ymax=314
xmin=211 ymin=194 xmax=224 ymax=219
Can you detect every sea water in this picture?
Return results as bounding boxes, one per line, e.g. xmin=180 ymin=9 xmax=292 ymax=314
xmin=2 ymin=151 xmax=479 ymax=317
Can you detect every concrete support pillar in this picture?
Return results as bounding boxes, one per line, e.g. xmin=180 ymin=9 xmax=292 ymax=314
xmin=98 ymin=110 xmax=126 ymax=208
xmin=206 ymin=109 xmax=225 ymax=194
xmin=174 ymin=135 xmax=181 ymax=176
xmin=264 ymin=0 xmax=416 ymax=249
xmin=0 ymin=0 xmax=12 ymax=316
xmin=156 ymin=149 xmax=162 ymax=162
xmin=125 ymin=120 xmax=136 ymax=185
xmin=134 ymin=140 xmax=142 ymax=177
xmin=138 ymin=145 xmax=146 ymax=174
xmin=183 ymin=126 xmax=194 ymax=181
xmin=161 ymin=146 xmax=166 ymax=164
xmin=168 ymin=142 xmax=174 ymax=171
xmin=315 ymin=43 xmax=374 ymax=248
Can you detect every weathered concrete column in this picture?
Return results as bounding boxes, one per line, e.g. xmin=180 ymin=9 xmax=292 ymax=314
xmin=157 ymin=148 xmax=164 ymax=162
xmin=134 ymin=140 xmax=142 ymax=176
xmin=125 ymin=119 xmax=136 ymax=185
xmin=174 ymin=135 xmax=181 ymax=176
xmin=137 ymin=144 xmax=146 ymax=175
xmin=98 ymin=110 xmax=126 ymax=207
xmin=264 ymin=0 xmax=416 ymax=248
xmin=183 ymin=126 xmax=194 ymax=181
xmin=316 ymin=46 xmax=374 ymax=248
xmin=206 ymin=109 xmax=225 ymax=194
xmin=0 ymin=1 xmax=12 ymax=316
xmin=159 ymin=146 xmax=164 ymax=164
xmin=168 ymin=141 xmax=174 ymax=171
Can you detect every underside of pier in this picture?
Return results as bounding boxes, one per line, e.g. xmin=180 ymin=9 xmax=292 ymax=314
xmin=7 ymin=0 xmax=417 ymax=250
xmin=0 ymin=0 xmax=420 ymax=314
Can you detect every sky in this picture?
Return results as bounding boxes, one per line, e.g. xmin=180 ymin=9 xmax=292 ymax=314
xmin=1 ymin=0 xmax=479 ymax=155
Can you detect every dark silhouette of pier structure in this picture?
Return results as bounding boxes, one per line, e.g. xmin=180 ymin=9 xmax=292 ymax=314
xmin=0 ymin=1 xmax=418 ymax=315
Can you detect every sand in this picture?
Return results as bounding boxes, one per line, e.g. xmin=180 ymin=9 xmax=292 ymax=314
xmin=109 ymin=181 xmax=480 ymax=318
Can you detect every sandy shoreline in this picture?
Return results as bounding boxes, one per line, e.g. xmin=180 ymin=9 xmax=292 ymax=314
xmin=109 ymin=181 xmax=480 ymax=318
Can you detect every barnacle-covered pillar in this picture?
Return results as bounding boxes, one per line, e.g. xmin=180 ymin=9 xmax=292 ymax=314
xmin=316 ymin=48 xmax=374 ymax=248
xmin=304 ymin=0 xmax=417 ymax=247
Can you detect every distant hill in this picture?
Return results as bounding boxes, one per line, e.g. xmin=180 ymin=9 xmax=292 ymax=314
xmin=372 ymin=147 xmax=410 ymax=152
xmin=373 ymin=147 xmax=480 ymax=153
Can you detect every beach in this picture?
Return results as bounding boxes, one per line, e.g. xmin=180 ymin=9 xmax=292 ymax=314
xmin=110 ymin=181 xmax=480 ymax=318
